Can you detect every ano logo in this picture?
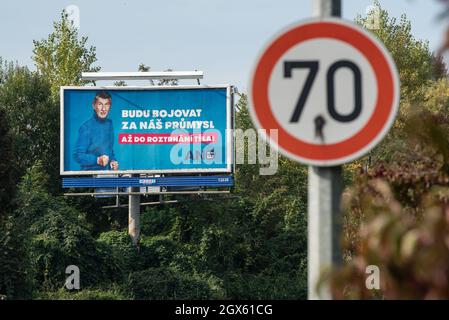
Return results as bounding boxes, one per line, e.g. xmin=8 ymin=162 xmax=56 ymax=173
xmin=185 ymin=148 xmax=215 ymax=161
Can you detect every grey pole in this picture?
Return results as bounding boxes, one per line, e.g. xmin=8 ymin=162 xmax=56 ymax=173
xmin=129 ymin=175 xmax=141 ymax=247
xmin=313 ymin=0 xmax=341 ymax=17
xmin=308 ymin=166 xmax=343 ymax=299
xmin=308 ymin=0 xmax=343 ymax=300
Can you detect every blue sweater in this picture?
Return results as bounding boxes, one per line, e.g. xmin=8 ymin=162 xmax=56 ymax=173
xmin=73 ymin=114 xmax=117 ymax=171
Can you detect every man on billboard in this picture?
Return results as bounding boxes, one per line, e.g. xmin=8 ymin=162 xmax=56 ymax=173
xmin=73 ymin=91 xmax=119 ymax=171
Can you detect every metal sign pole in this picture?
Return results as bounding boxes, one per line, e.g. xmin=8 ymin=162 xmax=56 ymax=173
xmin=313 ymin=0 xmax=341 ymax=17
xmin=308 ymin=0 xmax=343 ymax=300
xmin=308 ymin=166 xmax=342 ymax=299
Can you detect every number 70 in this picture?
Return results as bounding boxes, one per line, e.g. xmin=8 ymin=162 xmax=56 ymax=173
xmin=284 ymin=60 xmax=362 ymax=123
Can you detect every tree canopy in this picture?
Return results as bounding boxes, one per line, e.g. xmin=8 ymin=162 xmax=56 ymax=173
xmin=32 ymin=11 xmax=99 ymax=98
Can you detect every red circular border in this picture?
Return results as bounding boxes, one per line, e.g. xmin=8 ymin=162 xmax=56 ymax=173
xmin=251 ymin=21 xmax=396 ymax=161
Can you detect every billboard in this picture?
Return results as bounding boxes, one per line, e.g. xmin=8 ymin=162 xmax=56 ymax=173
xmin=60 ymin=85 xmax=233 ymax=175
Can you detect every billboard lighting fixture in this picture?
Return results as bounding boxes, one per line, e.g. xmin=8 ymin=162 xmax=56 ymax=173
xmin=81 ymin=71 xmax=204 ymax=81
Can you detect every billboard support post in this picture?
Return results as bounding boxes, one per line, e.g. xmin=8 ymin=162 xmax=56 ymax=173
xmin=308 ymin=0 xmax=343 ymax=300
xmin=129 ymin=175 xmax=141 ymax=247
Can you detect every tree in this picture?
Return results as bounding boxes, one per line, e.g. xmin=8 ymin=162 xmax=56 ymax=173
xmin=0 ymin=63 xmax=59 ymax=192
xmin=0 ymin=213 xmax=33 ymax=299
xmin=13 ymin=162 xmax=119 ymax=292
xmin=0 ymin=160 xmax=51 ymax=299
xmin=0 ymin=84 xmax=14 ymax=215
xmin=346 ymin=1 xmax=448 ymax=179
xmin=356 ymin=1 xmax=441 ymax=105
xmin=32 ymin=11 xmax=100 ymax=98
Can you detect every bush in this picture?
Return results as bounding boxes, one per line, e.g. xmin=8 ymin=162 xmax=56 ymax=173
xmin=97 ymin=230 xmax=144 ymax=273
xmin=326 ymin=111 xmax=449 ymax=299
xmin=0 ymin=215 xmax=33 ymax=299
xmin=34 ymin=286 xmax=128 ymax=300
xmin=11 ymin=162 xmax=118 ymax=292
xmin=125 ymin=268 xmax=214 ymax=300
xmin=141 ymin=206 xmax=177 ymax=236
xmin=223 ymin=270 xmax=307 ymax=300
xmin=29 ymin=203 xmax=115 ymax=290
xmin=140 ymin=235 xmax=196 ymax=273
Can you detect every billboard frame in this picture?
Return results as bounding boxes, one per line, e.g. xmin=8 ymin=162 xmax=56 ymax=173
xmin=60 ymin=85 xmax=234 ymax=176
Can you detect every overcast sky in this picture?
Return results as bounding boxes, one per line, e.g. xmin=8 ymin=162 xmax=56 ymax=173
xmin=0 ymin=0 xmax=447 ymax=91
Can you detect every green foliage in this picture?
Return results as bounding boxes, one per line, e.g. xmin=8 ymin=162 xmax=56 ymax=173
xmin=32 ymin=11 xmax=100 ymax=98
xmin=234 ymin=94 xmax=308 ymax=203
xmin=0 ymin=162 xmax=49 ymax=299
xmin=125 ymin=268 xmax=214 ymax=300
xmin=140 ymin=235 xmax=192 ymax=272
xmin=423 ymin=78 xmax=449 ymax=116
xmin=356 ymin=1 xmax=439 ymax=104
xmin=324 ymin=4 xmax=449 ymax=299
xmin=347 ymin=1 xmax=447 ymax=178
xmin=0 ymin=63 xmax=59 ymax=192
xmin=0 ymin=214 xmax=33 ymax=299
xmin=29 ymin=205 xmax=101 ymax=290
xmin=328 ymin=75 xmax=449 ymax=298
xmin=141 ymin=206 xmax=178 ymax=236
xmin=331 ymin=178 xmax=449 ymax=299
xmin=0 ymin=104 xmax=13 ymax=215
xmin=96 ymin=230 xmax=198 ymax=276
xmin=322 ymin=3 xmax=449 ymax=299
xmin=97 ymin=231 xmax=143 ymax=273
xmin=223 ymin=269 xmax=307 ymax=300
xmin=34 ymin=286 xmax=128 ymax=300
xmin=14 ymin=162 xmax=117 ymax=291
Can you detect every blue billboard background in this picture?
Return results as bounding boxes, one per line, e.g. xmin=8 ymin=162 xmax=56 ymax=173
xmin=62 ymin=87 xmax=230 ymax=174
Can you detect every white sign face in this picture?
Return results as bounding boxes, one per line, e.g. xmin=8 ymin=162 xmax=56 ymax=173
xmin=249 ymin=18 xmax=400 ymax=166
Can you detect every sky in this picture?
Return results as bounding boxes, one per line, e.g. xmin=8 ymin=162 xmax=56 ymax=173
xmin=0 ymin=0 xmax=448 ymax=91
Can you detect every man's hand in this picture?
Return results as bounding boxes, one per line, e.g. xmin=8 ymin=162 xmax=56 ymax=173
xmin=97 ymin=155 xmax=109 ymax=167
xmin=110 ymin=161 xmax=119 ymax=171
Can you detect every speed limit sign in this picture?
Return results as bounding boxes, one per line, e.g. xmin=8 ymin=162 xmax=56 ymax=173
xmin=249 ymin=18 xmax=400 ymax=166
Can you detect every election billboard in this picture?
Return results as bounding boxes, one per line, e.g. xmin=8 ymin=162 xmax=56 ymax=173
xmin=60 ymin=85 xmax=233 ymax=175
